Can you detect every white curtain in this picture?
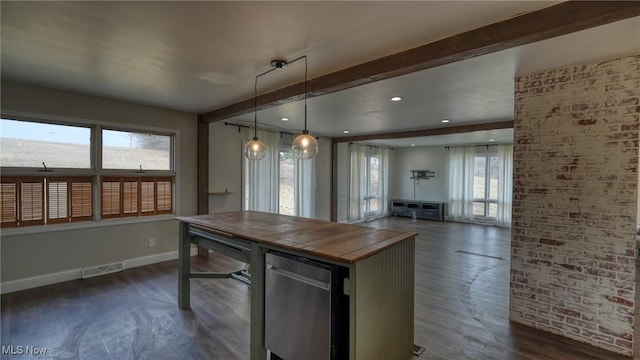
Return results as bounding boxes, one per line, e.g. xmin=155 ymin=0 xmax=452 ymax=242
xmin=496 ymin=144 xmax=513 ymax=227
xmin=447 ymin=145 xmax=475 ymax=221
xmin=348 ymin=143 xmax=367 ymax=222
xmin=295 ymin=149 xmax=315 ymax=218
xmin=243 ymin=130 xmax=316 ymax=218
xmin=378 ymin=146 xmax=390 ymax=216
xmin=348 ymin=143 xmax=390 ymax=222
xmin=242 ymin=127 xmax=279 ymax=213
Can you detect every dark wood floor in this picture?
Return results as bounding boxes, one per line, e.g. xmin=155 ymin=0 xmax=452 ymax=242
xmin=1 ymin=217 xmax=637 ymax=359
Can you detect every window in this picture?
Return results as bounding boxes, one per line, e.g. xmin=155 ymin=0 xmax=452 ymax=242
xmin=473 ymin=154 xmax=499 ymax=218
xmin=0 ymin=119 xmax=91 ymax=169
xmin=276 ymin=147 xmax=315 ymax=217
xmin=102 ymin=129 xmax=172 ymax=170
xmin=348 ymin=143 xmax=389 ymax=222
xmin=242 ymin=129 xmax=315 ymax=218
xmin=448 ymin=145 xmax=512 ymax=226
xmin=0 ymin=117 xmax=175 ymax=228
xmin=279 ymin=149 xmax=295 ymax=216
xmin=364 ymin=154 xmax=380 ymax=216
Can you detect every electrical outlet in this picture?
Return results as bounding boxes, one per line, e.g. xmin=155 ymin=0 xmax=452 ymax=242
xmin=148 ymin=238 xmax=155 ymax=248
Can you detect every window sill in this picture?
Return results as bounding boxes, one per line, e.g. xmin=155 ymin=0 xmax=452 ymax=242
xmin=0 ymin=214 xmax=176 ymax=237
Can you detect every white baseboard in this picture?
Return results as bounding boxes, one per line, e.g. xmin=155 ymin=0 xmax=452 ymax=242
xmin=0 ymin=247 xmax=199 ymax=295
xmin=0 ymin=268 xmax=83 ymax=295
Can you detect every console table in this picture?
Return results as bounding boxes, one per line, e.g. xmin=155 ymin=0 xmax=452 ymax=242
xmin=392 ymin=199 xmax=445 ymax=221
xmin=175 ymin=211 xmax=417 ymax=360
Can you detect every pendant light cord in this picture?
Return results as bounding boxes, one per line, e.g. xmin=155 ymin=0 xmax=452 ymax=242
xmin=254 ymin=72 xmax=258 ymax=139
xmin=254 ymin=63 xmax=284 ymax=138
xmin=253 ymin=55 xmax=308 ymax=136
xmin=303 ymin=55 xmax=308 ymax=132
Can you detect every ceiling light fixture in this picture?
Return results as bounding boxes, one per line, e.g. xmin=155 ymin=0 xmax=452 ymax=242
xmin=281 ymin=117 xmax=289 ymax=121
xmin=489 ymin=139 xmax=496 ymax=142
xmin=343 ymin=130 xmax=350 ymax=134
xmin=243 ymin=75 xmax=266 ymax=160
xmin=441 ymin=119 xmax=450 ymax=123
xmin=391 ymin=96 xmax=403 ymax=101
xmin=244 ymin=59 xmax=289 ymax=160
xmin=292 ymin=55 xmax=318 ymax=160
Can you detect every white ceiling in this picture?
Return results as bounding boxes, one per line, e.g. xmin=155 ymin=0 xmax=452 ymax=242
xmin=1 ymin=2 xmax=639 ymax=147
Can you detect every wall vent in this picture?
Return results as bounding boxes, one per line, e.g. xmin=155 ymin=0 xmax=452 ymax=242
xmin=81 ymin=262 xmax=124 ymax=279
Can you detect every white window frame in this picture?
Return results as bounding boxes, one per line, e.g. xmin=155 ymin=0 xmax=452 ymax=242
xmin=473 ymin=153 xmax=498 ymax=219
xmin=100 ymin=126 xmax=175 ymax=173
xmin=0 ymin=111 xmax=178 ymax=234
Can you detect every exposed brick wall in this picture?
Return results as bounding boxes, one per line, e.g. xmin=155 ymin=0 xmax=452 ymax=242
xmin=510 ymin=55 xmax=639 ymax=356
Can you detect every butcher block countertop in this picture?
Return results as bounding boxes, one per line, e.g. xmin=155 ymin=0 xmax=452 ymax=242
xmin=175 ymin=211 xmax=418 ymax=264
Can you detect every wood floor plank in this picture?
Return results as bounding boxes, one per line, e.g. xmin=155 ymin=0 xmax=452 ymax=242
xmin=1 ymin=218 xmax=636 ymax=359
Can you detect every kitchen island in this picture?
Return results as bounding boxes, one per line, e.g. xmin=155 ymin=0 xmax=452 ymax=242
xmin=175 ymin=211 xmax=417 ymax=360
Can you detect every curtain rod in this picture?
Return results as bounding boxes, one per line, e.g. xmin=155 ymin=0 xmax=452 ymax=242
xmin=349 ymin=142 xmax=395 ymax=150
xmin=224 ymin=121 xmax=250 ymax=132
xmin=444 ymin=143 xmax=504 ymax=150
xmin=225 ymin=121 xmax=319 ymax=139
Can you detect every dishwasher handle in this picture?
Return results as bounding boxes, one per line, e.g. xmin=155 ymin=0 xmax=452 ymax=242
xmin=267 ymin=264 xmax=330 ymax=291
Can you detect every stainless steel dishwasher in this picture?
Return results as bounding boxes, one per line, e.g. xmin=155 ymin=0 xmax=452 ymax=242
xmin=265 ymin=251 xmax=348 ymax=360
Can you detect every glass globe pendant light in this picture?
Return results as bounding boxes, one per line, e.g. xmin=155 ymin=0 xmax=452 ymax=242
xmin=292 ymin=56 xmax=318 ymax=159
xmin=292 ymin=130 xmax=318 ymax=159
xmin=244 ymin=135 xmax=266 ymax=160
xmin=244 ymin=69 xmax=267 ymax=160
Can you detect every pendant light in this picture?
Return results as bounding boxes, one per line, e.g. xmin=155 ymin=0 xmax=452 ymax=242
xmin=244 ymin=69 xmax=268 ymax=160
xmin=292 ymin=55 xmax=318 ymax=159
xmin=244 ymin=135 xmax=266 ymax=160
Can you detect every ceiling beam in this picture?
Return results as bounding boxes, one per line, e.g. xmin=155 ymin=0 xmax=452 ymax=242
xmin=201 ymin=1 xmax=640 ymax=123
xmin=332 ymin=121 xmax=514 ymax=143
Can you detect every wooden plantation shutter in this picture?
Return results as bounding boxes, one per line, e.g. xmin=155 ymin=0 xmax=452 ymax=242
xmin=156 ymin=177 xmax=173 ymax=214
xmin=1 ymin=176 xmax=93 ymax=227
xmin=123 ymin=179 xmax=139 ymax=215
xmin=140 ymin=177 xmax=173 ymax=215
xmin=102 ymin=178 xmax=121 ymax=218
xmin=140 ymin=179 xmax=155 ymax=215
xmin=1 ymin=174 xmax=171 ymax=225
xmin=101 ymin=176 xmax=173 ymax=218
xmin=47 ymin=178 xmax=69 ymax=224
xmin=19 ymin=177 xmax=45 ymax=226
xmin=47 ymin=177 xmax=93 ymax=224
xmin=71 ymin=178 xmax=93 ymax=221
xmin=1 ymin=178 xmax=18 ymax=228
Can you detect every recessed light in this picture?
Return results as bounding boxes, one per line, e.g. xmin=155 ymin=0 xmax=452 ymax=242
xmin=411 ymin=144 xmax=416 ymax=147
xmin=441 ymin=119 xmax=450 ymax=123
xmin=390 ymin=96 xmax=403 ymax=102
xmin=280 ymin=117 xmax=289 ymax=121
xmin=489 ymin=139 xmax=496 ymax=142
xmin=343 ymin=130 xmax=350 ymax=134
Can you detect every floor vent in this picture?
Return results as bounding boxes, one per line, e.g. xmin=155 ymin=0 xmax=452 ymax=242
xmin=81 ymin=262 xmax=124 ymax=279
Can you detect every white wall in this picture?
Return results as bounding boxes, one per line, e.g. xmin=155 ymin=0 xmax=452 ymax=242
xmin=208 ymin=121 xmax=332 ymax=220
xmin=391 ymin=145 xmax=449 ymax=202
xmin=208 ymin=121 xmax=245 ymax=213
xmin=0 ymin=82 xmax=198 ymax=284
